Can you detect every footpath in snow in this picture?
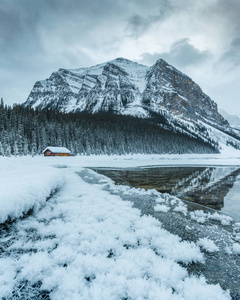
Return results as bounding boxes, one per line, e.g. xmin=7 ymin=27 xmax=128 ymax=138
xmin=0 ymin=155 xmax=240 ymax=299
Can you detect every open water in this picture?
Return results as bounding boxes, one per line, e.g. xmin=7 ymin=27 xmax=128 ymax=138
xmin=93 ymin=166 xmax=240 ymax=220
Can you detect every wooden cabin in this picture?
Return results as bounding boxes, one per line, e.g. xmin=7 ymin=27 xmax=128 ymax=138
xmin=43 ymin=146 xmax=71 ymax=157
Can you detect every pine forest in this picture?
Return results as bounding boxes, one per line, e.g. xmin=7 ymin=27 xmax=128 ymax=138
xmin=0 ymin=98 xmax=218 ymax=156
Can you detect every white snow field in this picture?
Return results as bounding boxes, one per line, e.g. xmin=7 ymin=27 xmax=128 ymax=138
xmin=0 ymin=164 xmax=64 ymax=223
xmin=1 ymin=154 xmax=240 ymax=299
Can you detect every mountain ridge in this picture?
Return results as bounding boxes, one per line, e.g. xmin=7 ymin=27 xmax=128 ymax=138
xmin=23 ymin=57 xmax=240 ymax=151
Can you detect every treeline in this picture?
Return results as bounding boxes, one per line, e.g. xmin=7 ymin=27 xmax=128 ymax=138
xmin=0 ymin=99 xmax=218 ymax=156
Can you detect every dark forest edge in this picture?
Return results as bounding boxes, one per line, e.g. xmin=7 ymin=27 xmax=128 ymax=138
xmin=0 ymin=99 xmax=219 ymax=156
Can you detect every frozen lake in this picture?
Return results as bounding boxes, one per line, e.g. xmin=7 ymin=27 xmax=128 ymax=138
xmin=93 ymin=166 xmax=240 ymax=220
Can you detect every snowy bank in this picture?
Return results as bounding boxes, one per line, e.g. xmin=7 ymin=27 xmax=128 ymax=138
xmin=0 ymin=155 xmax=239 ymax=298
xmin=0 ymin=163 xmax=64 ymax=223
xmin=1 ymin=152 xmax=239 ymax=224
xmin=0 ymin=170 xmax=231 ymax=300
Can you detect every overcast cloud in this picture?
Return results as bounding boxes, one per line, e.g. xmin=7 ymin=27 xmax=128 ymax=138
xmin=0 ymin=0 xmax=240 ymax=114
xmin=140 ymin=38 xmax=211 ymax=67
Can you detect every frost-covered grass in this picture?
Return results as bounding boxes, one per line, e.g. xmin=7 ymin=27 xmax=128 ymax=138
xmin=0 ymin=154 xmax=239 ymax=299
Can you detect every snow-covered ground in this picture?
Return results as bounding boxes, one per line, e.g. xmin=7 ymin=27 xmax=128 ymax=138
xmin=1 ymin=153 xmax=240 ymax=223
xmin=1 ymin=154 xmax=240 ymax=299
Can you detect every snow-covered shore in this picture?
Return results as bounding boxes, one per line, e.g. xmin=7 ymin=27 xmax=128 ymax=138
xmin=1 ymin=153 xmax=240 ymax=223
xmin=0 ymin=165 xmax=64 ymax=223
xmin=1 ymin=154 xmax=240 ymax=299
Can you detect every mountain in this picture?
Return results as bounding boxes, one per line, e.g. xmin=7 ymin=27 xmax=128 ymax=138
xmin=24 ymin=57 xmax=240 ymax=151
xmin=219 ymin=109 xmax=240 ymax=130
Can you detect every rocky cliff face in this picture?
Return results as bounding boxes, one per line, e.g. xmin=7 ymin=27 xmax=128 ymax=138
xmin=144 ymin=59 xmax=228 ymax=127
xmin=24 ymin=57 xmax=240 ymax=150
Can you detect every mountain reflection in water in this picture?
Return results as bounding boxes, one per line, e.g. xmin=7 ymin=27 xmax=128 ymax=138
xmin=93 ymin=166 xmax=240 ymax=220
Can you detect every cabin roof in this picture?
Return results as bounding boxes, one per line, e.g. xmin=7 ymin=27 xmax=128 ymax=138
xmin=43 ymin=146 xmax=71 ymax=154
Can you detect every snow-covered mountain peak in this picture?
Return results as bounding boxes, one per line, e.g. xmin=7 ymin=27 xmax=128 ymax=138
xmin=65 ymin=57 xmax=147 ymax=78
xmin=23 ymin=57 xmax=240 ymax=151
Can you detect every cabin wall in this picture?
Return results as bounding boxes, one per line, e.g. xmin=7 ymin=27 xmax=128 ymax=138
xmin=44 ymin=150 xmax=52 ymax=156
xmin=43 ymin=151 xmax=70 ymax=156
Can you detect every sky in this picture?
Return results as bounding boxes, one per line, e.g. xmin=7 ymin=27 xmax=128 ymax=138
xmin=0 ymin=0 xmax=240 ymax=115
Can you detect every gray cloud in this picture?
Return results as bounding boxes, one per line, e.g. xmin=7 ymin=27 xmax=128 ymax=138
xmin=126 ymin=0 xmax=172 ymax=38
xmin=0 ymin=0 xmax=129 ymax=102
xmin=0 ymin=0 xmax=122 ymax=54
xmin=139 ymin=38 xmax=211 ymax=67
xmin=213 ymin=0 xmax=240 ymax=31
xmin=220 ymin=37 xmax=240 ymax=68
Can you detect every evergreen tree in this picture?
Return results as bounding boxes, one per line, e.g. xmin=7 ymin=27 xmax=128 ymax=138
xmin=0 ymin=142 xmax=4 ymax=156
xmin=31 ymin=131 xmax=37 ymax=156
xmin=13 ymin=141 xmax=19 ymax=156
xmin=16 ymin=129 xmax=23 ymax=156
xmin=5 ymin=145 xmax=11 ymax=157
xmin=23 ymin=138 xmax=29 ymax=156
